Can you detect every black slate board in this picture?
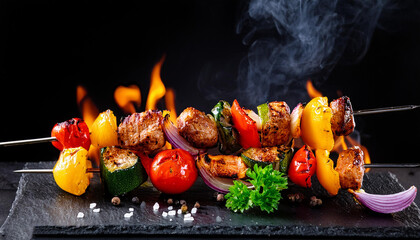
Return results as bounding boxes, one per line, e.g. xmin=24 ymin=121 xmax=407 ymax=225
xmin=1 ymin=162 xmax=420 ymax=239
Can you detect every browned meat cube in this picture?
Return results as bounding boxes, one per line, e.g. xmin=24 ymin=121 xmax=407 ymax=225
xmin=335 ymin=146 xmax=365 ymax=190
xmin=330 ymin=96 xmax=355 ymax=136
xmin=118 ymin=110 xmax=165 ymax=153
xmin=261 ymin=101 xmax=291 ymax=147
xmin=197 ymin=154 xmax=248 ymax=179
xmin=177 ymin=107 xmax=218 ymax=148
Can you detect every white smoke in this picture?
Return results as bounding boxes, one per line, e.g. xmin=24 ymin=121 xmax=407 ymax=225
xmin=198 ymin=0 xmax=389 ymax=108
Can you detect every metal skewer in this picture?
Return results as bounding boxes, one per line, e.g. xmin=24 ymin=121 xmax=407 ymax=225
xmin=13 ymin=168 xmax=100 ymax=173
xmin=0 ymin=137 xmax=57 ymax=147
xmin=13 ymin=163 xmax=420 ymax=174
xmin=0 ymin=105 xmax=418 ymax=147
xmin=353 ymin=105 xmax=419 ymax=116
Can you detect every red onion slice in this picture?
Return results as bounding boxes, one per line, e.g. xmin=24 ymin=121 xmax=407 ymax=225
xmin=348 ymin=186 xmax=417 ymax=214
xmin=197 ymin=161 xmax=253 ymax=194
xmin=290 ymin=103 xmax=304 ymax=138
xmin=161 ymin=115 xmax=206 ymax=156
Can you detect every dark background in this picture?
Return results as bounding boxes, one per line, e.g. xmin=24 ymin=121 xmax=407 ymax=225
xmin=0 ymin=0 xmax=419 ymax=164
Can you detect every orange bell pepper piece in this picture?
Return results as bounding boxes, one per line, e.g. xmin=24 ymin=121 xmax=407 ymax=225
xmin=300 ymin=97 xmax=334 ymax=151
xmin=315 ymin=149 xmax=341 ymax=196
xmin=53 ymin=147 xmax=90 ymax=196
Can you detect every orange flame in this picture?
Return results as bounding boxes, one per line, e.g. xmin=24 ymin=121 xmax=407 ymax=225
xmin=165 ymin=88 xmax=177 ymax=123
xmin=114 ymin=85 xmax=141 ymax=114
xmin=76 ymin=85 xmax=99 ymax=128
xmin=146 ymin=55 xmax=166 ymax=110
xmin=306 ymin=79 xmax=323 ymax=98
xmin=76 ymin=85 xmax=100 ymax=166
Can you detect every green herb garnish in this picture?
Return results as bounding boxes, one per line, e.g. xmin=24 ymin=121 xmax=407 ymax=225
xmin=225 ymin=164 xmax=288 ymax=213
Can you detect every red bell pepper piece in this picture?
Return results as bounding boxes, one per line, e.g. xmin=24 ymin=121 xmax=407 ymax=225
xmin=288 ymin=145 xmax=316 ymax=188
xmin=134 ymin=151 xmax=153 ymax=176
xmin=51 ymin=118 xmax=91 ymax=151
xmin=231 ymin=99 xmax=261 ymax=149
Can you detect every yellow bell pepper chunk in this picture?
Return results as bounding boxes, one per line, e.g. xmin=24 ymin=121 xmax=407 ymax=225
xmin=315 ymin=149 xmax=341 ymax=196
xmin=53 ymin=147 xmax=90 ymax=196
xmin=90 ymin=109 xmax=119 ymax=148
xmin=301 ymin=97 xmax=334 ymax=151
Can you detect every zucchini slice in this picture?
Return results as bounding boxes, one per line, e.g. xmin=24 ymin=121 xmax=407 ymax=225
xmin=241 ymin=147 xmax=280 ymax=170
xmin=100 ymin=146 xmax=148 ymax=196
xmin=241 ymin=146 xmax=293 ymax=173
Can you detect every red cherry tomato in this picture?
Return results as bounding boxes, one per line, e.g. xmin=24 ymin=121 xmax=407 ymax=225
xmin=150 ymin=149 xmax=198 ymax=195
xmin=51 ymin=118 xmax=91 ymax=151
xmin=288 ymin=145 xmax=317 ymax=188
xmin=231 ymin=99 xmax=261 ymax=149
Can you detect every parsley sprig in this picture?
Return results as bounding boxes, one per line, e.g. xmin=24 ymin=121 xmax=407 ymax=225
xmin=225 ymin=164 xmax=288 ymax=213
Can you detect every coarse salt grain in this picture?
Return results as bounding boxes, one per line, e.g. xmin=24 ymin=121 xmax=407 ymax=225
xmin=168 ymin=206 xmax=173 ymax=211
xmin=177 ymin=209 xmax=182 ymax=215
xmin=124 ymin=212 xmax=133 ymax=218
xmin=184 ymin=213 xmax=191 ymax=218
xmin=77 ymin=212 xmax=84 ymax=218
xmin=89 ymin=203 xmax=96 ymax=209
xmin=93 ymin=208 xmax=100 ymax=213
xmin=162 ymin=211 xmax=168 ymax=217
xmin=129 ymin=208 xmax=134 ymax=212
xmin=184 ymin=217 xmax=194 ymax=222
xmin=168 ymin=210 xmax=176 ymax=216
xmin=216 ymin=216 xmax=222 ymax=222
xmin=191 ymin=207 xmax=197 ymax=214
xmin=153 ymin=202 xmax=160 ymax=211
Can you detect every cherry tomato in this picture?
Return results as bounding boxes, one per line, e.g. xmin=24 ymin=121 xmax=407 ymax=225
xmin=231 ymin=99 xmax=261 ymax=149
xmin=51 ymin=118 xmax=91 ymax=151
xmin=288 ymin=145 xmax=316 ymax=188
xmin=150 ymin=149 xmax=198 ymax=194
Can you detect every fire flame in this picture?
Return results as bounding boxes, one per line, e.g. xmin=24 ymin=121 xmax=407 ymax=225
xmin=76 ymin=85 xmax=99 ymax=128
xmin=114 ymin=85 xmax=141 ymax=114
xmin=306 ymin=79 xmax=323 ymax=98
xmin=76 ymin=85 xmax=100 ymax=166
xmin=146 ymin=55 xmax=166 ymax=110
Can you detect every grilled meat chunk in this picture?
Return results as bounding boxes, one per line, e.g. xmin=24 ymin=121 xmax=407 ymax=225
xmin=330 ymin=96 xmax=355 ymax=136
xmin=335 ymin=146 xmax=364 ymax=190
xmin=197 ymin=153 xmax=248 ymax=179
xmin=118 ymin=110 xmax=165 ymax=153
xmin=177 ymin=107 xmax=218 ymax=148
xmin=261 ymin=101 xmax=291 ymax=147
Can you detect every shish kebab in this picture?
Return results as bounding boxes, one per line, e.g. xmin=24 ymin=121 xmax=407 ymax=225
xmin=9 ymin=96 xmax=419 ymax=214
xmin=1 ymin=104 xmax=418 ymax=148
xmin=5 ymin=98 xmax=419 ymax=169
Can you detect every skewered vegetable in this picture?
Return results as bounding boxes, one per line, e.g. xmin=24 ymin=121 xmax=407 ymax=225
xmin=288 ymin=145 xmax=316 ymax=188
xmin=53 ymin=147 xmax=90 ymax=196
xmin=100 ymin=146 xmax=148 ymax=196
xmin=90 ymin=109 xmax=118 ymax=148
xmin=315 ymin=149 xmax=341 ymax=196
xmin=290 ymin=103 xmax=304 ymax=138
xmin=211 ymin=100 xmax=242 ymax=154
xmin=231 ymin=99 xmax=261 ymax=149
xmin=301 ymin=97 xmax=334 ymax=151
xmin=51 ymin=118 xmax=91 ymax=151
xmin=150 ymin=149 xmax=198 ymax=194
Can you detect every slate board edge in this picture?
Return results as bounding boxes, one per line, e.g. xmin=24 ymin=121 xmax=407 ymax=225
xmin=0 ymin=162 xmax=29 ymax=237
xmin=32 ymin=224 xmax=420 ymax=238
